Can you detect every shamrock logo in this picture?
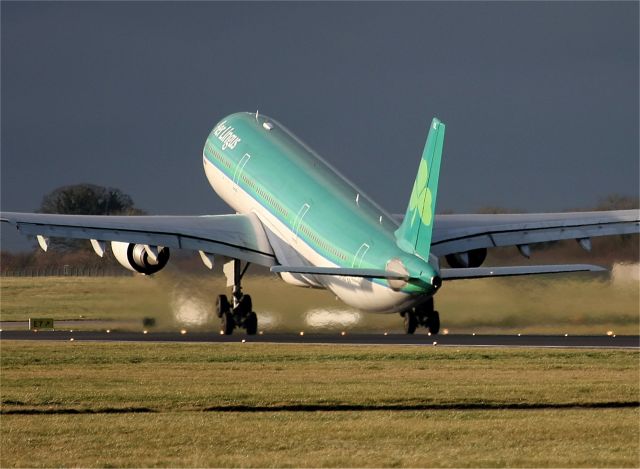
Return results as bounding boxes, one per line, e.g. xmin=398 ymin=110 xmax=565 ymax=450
xmin=408 ymin=160 xmax=433 ymax=228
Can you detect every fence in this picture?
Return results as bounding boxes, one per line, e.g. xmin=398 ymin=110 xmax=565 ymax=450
xmin=1 ymin=266 xmax=133 ymax=277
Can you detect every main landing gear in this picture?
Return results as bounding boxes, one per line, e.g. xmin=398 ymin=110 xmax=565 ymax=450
xmin=400 ymin=297 xmax=440 ymax=335
xmin=216 ymin=259 xmax=258 ymax=335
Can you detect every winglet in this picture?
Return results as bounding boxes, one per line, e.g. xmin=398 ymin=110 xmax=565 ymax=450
xmin=395 ymin=117 xmax=445 ymax=259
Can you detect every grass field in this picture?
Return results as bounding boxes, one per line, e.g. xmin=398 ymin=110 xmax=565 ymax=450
xmin=1 ymin=341 xmax=639 ymax=467
xmin=1 ymin=268 xmax=638 ymax=334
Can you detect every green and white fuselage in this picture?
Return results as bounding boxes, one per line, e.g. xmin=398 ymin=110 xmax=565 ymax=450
xmin=203 ymin=112 xmax=440 ymax=313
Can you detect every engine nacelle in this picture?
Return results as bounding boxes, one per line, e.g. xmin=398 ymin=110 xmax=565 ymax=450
xmin=445 ymin=248 xmax=487 ymax=268
xmin=111 ymin=242 xmax=170 ymax=275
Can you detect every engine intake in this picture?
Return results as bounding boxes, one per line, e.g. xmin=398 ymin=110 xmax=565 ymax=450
xmin=111 ymin=242 xmax=170 ymax=275
xmin=445 ymin=248 xmax=487 ymax=268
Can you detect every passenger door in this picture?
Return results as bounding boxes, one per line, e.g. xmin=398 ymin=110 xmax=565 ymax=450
xmin=232 ymin=153 xmax=251 ymax=192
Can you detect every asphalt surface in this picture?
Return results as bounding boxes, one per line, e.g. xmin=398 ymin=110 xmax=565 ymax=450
xmin=1 ymin=330 xmax=637 ymax=349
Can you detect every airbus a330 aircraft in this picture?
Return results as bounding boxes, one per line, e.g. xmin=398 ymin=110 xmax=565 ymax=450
xmin=2 ymin=112 xmax=638 ymax=334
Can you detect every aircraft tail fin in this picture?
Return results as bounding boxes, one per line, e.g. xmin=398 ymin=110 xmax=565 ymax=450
xmin=394 ymin=117 xmax=445 ymax=259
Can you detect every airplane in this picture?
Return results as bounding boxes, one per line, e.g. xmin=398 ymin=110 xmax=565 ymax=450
xmin=2 ymin=112 xmax=638 ymax=335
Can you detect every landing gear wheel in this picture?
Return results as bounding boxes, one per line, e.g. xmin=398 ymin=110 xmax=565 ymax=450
xmin=245 ymin=311 xmax=258 ymax=335
xmin=219 ymin=259 xmax=257 ymax=336
xmin=236 ymin=294 xmax=252 ymax=315
xmin=216 ymin=295 xmax=230 ymax=318
xmin=404 ymin=312 xmax=417 ymax=334
xmin=221 ymin=311 xmax=235 ymax=335
xmin=423 ymin=297 xmax=434 ymax=312
xmin=426 ymin=311 xmax=440 ymax=335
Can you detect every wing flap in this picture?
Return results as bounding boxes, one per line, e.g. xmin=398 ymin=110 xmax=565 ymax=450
xmin=440 ymin=264 xmax=606 ymax=280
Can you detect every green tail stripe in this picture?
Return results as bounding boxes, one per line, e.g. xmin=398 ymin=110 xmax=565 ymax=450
xmin=394 ymin=117 xmax=445 ymax=259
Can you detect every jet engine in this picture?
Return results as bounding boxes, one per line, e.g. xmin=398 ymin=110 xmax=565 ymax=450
xmin=111 ymin=241 xmax=170 ymax=275
xmin=445 ymin=248 xmax=487 ymax=268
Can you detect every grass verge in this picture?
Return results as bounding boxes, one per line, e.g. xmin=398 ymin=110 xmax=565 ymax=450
xmin=1 ymin=341 xmax=638 ymax=467
xmin=1 ymin=271 xmax=639 ymax=334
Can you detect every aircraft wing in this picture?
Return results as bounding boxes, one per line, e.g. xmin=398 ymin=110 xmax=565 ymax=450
xmin=0 ymin=212 xmax=276 ymax=266
xmin=427 ymin=210 xmax=639 ymax=257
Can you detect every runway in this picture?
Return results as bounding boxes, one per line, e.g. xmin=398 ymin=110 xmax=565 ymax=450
xmin=1 ymin=330 xmax=637 ymax=349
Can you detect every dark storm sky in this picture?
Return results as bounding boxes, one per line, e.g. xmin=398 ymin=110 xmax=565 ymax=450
xmin=1 ymin=1 xmax=638 ymax=251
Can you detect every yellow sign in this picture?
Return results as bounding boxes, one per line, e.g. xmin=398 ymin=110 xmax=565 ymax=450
xmin=29 ymin=318 xmax=54 ymax=330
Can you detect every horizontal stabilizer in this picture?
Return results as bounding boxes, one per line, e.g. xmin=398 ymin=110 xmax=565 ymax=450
xmin=271 ymin=265 xmax=411 ymax=280
xmin=440 ymin=264 xmax=606 ymax=280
